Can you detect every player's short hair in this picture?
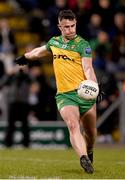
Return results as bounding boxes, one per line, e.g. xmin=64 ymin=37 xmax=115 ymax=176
xmin=58 ymin=9 xmax=76 ymax=22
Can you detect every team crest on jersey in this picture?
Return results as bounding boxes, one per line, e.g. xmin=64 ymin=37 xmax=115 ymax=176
xmin=85 ymin=47 xmax=92 ymax=54
xmin=74 ymin=37 xmax=81 ymax=43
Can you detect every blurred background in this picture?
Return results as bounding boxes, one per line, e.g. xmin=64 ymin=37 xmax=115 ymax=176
xmin=0 ymin=0 xmax=125 ymax=148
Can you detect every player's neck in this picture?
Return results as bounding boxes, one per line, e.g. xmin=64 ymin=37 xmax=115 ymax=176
xmin=62 ymin=35 xmax=77 ymax=43
xmin=62 ymin=36 xmax=69 ymax=43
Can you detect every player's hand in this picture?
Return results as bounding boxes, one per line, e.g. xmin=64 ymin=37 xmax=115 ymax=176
xmin=96 ymin=83 xmax=105 ymax=103
xmin=15 ymin=55 xmax=29 ymax=65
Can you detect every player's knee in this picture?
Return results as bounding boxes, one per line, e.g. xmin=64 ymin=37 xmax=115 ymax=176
xmin=85 ymin=127 xmax=97 ymax=138
xmin=68 ymin=121 xmax=79 ymax=134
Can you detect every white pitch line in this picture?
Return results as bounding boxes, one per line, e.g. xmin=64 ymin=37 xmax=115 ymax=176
xmin=1 ymin=157 xmax=125 ymax=165
xmin=117 ymin=161 xmax=125 ymax=164
xmin=0 ymin=157 xmax=77 ymax=163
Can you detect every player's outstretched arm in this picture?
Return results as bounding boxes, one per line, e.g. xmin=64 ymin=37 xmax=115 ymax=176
xmin=15 ymin=45 xmax=49 ymax=65
xmin=25 ymin=45 xmax=48 ymax=60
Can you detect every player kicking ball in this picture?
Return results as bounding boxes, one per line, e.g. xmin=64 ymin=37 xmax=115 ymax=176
xmin=15 ymin=10 xmax=104 ymax=173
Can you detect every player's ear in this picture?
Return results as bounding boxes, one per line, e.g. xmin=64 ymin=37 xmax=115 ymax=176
xmin=75 ymin=19 xmax=77 ymax=25
xmin=58 ymin=24 xmax=61 ymax=31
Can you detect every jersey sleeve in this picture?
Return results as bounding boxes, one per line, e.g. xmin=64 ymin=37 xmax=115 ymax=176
xmin=46 ymin=38 xmax=53 ymax=51
xmin=79 ymin=40 xmax=92 ymax=58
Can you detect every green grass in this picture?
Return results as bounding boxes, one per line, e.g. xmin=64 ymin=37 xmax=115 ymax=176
xmin=0 ymin=145 xmax=125 ymax=179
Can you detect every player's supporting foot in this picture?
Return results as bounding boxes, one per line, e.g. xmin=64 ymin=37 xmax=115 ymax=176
xmin=87 ymin=150 xmax=93 ymax=163
xmin=80 ymin=155 xmax=94 ymax=174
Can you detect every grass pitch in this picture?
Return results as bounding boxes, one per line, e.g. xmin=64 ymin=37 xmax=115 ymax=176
xmin=0 ymin=145 xmax=125 ymax=179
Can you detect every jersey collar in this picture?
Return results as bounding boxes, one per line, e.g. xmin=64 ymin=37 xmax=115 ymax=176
xmin=61 ymin=34 xmax=78 ymax=44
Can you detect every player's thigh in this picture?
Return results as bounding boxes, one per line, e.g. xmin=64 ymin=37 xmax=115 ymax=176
xmin=81 ymin=104 xmax=97 ymax=130
xmin=60 ymin=105 xmax=80 ymax=128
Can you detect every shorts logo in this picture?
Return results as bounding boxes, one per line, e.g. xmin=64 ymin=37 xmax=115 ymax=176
xmin=85 ymin=48 xmax=91 ymax=54
xmin=58 ymin=100 xmax=64 ymax=109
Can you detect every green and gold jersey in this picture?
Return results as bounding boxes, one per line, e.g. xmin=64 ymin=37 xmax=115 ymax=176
xmin=46 ymin=35 xmax=92 ymax=93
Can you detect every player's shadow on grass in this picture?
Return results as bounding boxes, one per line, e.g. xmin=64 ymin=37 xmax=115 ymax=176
xmin=61 ymin=168 xmax=99 ymax=176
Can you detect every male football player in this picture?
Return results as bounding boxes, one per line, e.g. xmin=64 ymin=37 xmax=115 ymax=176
xmin=15 ymin=9 xmax=102 ymax=173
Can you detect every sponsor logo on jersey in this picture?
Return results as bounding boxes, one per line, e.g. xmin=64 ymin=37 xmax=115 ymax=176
xmin=85 ymin=47 xmax=92 ymax=54
xmin=53 ymin=54 xmax=74 ymax=61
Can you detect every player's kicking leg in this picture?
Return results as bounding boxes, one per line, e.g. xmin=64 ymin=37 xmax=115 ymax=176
xmin=80 ymin=105 xmax=97 ymax=163
xmin=60 ymin=105 xmax=94 ymax=173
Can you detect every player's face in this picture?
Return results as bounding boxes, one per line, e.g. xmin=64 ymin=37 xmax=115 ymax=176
xmin=58 ymin=19 xmax=77 ymax=40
